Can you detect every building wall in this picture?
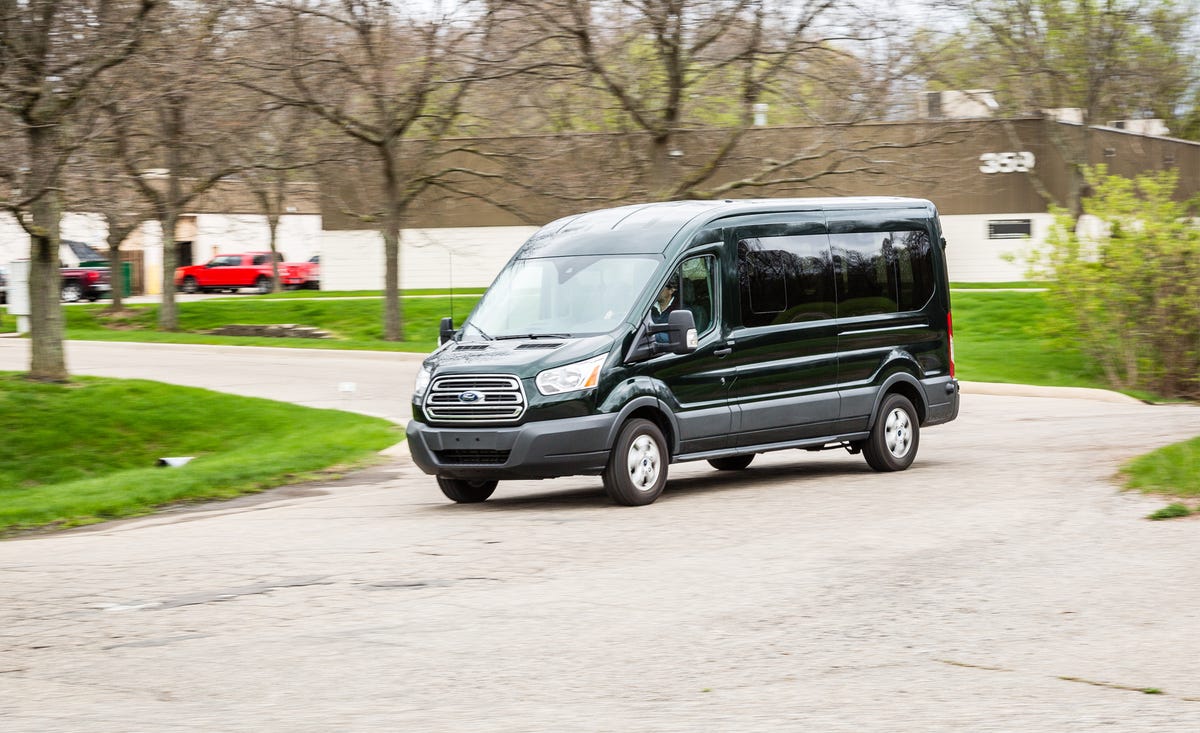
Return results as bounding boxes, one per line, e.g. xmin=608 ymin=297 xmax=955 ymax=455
xmin=1 ymin=212 xmax=109 ymax=265
xmin=193 ymin=214 xmax=323 ymax=264
xmin=940 ymin=213 xmax=1055 ymax=282
xmin=319 ymin=214 xmax=1045 ymax=290
xmin=321 ymin=226 xmax=537 ymax=291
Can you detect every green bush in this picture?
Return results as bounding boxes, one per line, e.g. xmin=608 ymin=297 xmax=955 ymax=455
xmin=1034 ymin=167 xmax=1200 ymax=400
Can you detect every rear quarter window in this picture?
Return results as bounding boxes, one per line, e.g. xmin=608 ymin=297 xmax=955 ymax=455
xmin=831 ymin=230 xmax=934 ymax=316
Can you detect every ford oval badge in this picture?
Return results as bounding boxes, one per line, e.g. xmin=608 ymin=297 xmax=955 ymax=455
xmin=459 ymin=390 xmax=482 ymax=403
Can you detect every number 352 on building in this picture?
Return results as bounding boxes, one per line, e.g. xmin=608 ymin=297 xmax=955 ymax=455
xmin=979 ymin=151 xmax=1036 ymax=174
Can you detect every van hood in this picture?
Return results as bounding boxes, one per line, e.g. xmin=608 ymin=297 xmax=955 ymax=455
xmin=423 ymin=335 xmax=615 ymax=377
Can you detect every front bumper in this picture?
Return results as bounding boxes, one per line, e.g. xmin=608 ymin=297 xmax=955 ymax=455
xmin=406 ymin=412 xmax=620 ymax=480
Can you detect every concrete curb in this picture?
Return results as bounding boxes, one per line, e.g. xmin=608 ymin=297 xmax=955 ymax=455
xmin=959 ymin=380 xmax=1142 ymax=404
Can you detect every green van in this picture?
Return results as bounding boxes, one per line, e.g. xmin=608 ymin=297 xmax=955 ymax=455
xmin=407 ymin=198 xmax=959 ymax=505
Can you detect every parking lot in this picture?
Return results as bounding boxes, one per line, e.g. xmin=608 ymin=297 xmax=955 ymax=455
xmin=2 ymin=341 xmax=1200 ymax=732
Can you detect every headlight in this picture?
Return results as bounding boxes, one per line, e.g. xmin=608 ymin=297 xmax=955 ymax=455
xmin=413 ymin=367 xmax=431 ymax=398
xmin=536 ymin=355 xmax=606 ymax=396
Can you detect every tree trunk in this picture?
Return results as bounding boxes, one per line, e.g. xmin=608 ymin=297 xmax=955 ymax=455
xmin=382 ymin=214 xmax=404 ymax=341
xmin=268 ymin=212 xmax=282 ymax=293
xmin=26 ymin=126 xmax=69 ymax=381
xmin=106 ymin=226 xmax=127 ymax=312
xmin=646 ymin=134 xmax=674 ymax=199
xmin=381 ymin=148 xmax=405 ymax=341
xmin=158 ymin=208 xmax=180 ymax=330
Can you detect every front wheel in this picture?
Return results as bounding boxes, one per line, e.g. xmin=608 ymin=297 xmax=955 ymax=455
xmin=254 ymin=276 xmax=272 ymax=295
xmin=862 ymin=393 xmax=920 ymax=472
xmin=437 ymin=477 xmax=497 ymax=503
xmin=603 ymin=418 xmax=668 ymax=506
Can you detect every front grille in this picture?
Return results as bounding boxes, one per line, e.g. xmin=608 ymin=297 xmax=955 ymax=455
xmin=425 ymin=374 xmax=526 ymax=422
xmin=435 ymin=449 xmax=511 ymax=465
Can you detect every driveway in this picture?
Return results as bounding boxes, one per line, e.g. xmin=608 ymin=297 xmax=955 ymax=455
xmin=2 ymin=340 xmax=1199 ymax=732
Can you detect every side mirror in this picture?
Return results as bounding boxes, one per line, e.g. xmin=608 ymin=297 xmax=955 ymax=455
xmin=439 ymin=316 xmax=456 ymax=345
xmin=647 ymin=309 xmax=697 ymax=355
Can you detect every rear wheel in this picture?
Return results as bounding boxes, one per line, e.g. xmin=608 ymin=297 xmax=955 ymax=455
xmin=181 ymin=276 xmax=199 ymax=294
xmin=708 ymin=454 xmax=754 ymax=471
xmin=603 ymin=418 xmax=668 ymax=506
xmin=254 ymin=276 xmax=272 ymax=294
xmin=862 ymin=393 xmax=920 ymax=472
xmin=436 ymin=477 xmax=497 ymax=503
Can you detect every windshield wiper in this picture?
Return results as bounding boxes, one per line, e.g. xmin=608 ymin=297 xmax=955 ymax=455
xmin=464 ymin=322 xmax=493 ymax=341
xmin=494 ymin=333 xmax=572 ymax=340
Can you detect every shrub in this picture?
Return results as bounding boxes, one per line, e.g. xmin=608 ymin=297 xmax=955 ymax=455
xmin=1034 ymin=167 xmax=1200 ymax=400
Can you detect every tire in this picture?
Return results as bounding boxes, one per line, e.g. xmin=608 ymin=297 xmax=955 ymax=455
xmin=603 ymin=418 xmax=668 ymax=506
xmin=437 ymin=476 xmax=497 ymax=503
xmin=862 ymin=393 xmax=920 ymax=472
xmin=61 ymin=281 xmax=83 ymax=303
xmin=181 ymin=276 xmax=199 ymax=294
xmin=708 ymin=454 xmax=754 ymax=471
xmin=254 ymin=276 xmax=272 ymax=295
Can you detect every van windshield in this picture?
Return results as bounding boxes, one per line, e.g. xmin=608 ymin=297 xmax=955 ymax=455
xmin=464 ymin=255 xmax=660 ymax=339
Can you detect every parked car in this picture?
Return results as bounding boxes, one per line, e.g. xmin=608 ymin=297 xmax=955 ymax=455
xmin=174 ymin=252 xmax=311 ymax=294
xmin=304 ymin=255 xmax=321 ymax=290
xmin=60 ymin=264 xmax=111 ymax=302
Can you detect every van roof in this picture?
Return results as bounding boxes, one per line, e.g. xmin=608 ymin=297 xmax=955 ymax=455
xmin=516 ymin=197 xmax=937 ymax=257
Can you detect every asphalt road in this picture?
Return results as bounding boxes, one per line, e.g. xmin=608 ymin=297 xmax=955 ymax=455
xmin=2 ymin=340 xmax=1200 ymax=732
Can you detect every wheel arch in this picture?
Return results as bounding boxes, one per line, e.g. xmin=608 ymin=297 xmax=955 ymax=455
xmin=867 ymin=371 xmax=927 ymax=430
xmin=604 ymin=396 xmax=679 ymax=459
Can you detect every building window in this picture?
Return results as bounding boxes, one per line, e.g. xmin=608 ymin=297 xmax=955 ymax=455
xmin=987 ymin=219 xmax=1033 ymax=240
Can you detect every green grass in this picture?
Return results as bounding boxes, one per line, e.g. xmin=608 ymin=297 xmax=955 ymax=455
xmin=56 ymin=294 xmax=481 ymax=352
xmin=0 ymin=373 xmax=402 ymax=535
xmin=951 ymin=291 xmax=1107 ymax=388
xmin=951 ymin=281 xmax=1048 ymax=290
xmin=1124 ymin=437 xmax=1200 ymax=499
xmin=1146 ymin=503 xmax=1193 ymax=521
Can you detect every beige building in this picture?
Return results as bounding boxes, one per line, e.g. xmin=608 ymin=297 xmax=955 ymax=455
xmin=317 ymin=117 xmax=1200 ymax=288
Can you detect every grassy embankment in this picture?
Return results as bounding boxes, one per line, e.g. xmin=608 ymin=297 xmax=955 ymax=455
xmin=0 ymin=374 xmax=401 ymax=535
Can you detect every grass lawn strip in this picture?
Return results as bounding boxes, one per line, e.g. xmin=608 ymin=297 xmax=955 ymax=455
xmin=0 ymin=373 xmax=401 ymax=534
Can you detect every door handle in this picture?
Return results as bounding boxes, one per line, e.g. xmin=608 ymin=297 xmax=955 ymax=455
xmin=714 ymin=347 xmax=732 ymax=358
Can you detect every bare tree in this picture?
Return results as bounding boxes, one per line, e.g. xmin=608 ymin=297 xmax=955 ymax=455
xmin=502 ymin=0 xmax=939 ymax=200
xmin=67 ymin=141 xmax=154 ymax=312
xmin=105 ymin=0 xmax=265 ymax=330
xmin=245 ymin=1 xmax=501 ymax=340
xmin=236 ymin=105 xmax=332 ymax=292
xmin=922 ymin=0 xmax=1199 ymax=217
xmin=0 ymin=0 xmax=156 ymax=381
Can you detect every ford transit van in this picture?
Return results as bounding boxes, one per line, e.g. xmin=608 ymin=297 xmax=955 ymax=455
xmin=407 ymin=198 xmax=959 ymax=505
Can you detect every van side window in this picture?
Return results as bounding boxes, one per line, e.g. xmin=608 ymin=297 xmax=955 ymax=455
xmin=892 ymin=230 xmax=936 ymax=311
xmin=736 ymin=235 xmax=836 ymax=328
xmin=831 ymin=230 xmax=935 ymax=316
xmin=674 ymin=255 xmax=717 ymax=335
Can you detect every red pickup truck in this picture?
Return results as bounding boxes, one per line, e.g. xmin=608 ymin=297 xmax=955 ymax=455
xmin=175 ymin=252 xmax=315 ymax=294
